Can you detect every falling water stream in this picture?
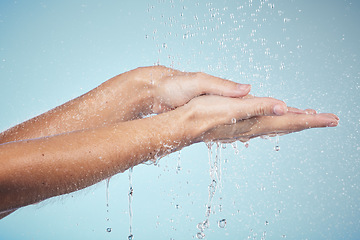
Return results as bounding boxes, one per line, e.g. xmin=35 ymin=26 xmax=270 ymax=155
xmin=104 ymin=136 xmax=281 ymax=239
xmin=196 ymin=142 xmax=226 ymax=239
xmin=105 ymin=178 xmax=111 ymax=233
xmin=128 ymin=167 xmax=134 ymax=240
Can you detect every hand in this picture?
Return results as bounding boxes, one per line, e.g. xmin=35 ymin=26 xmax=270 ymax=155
xmin=176 ymin=95 xmax=338 ymax=143
xmin=143 ymin=66 xmax=251 ymax=113
xmin=189 ymin=96 xmax=339 ymax=143
xmin=100 ymin=66 xmax=251 ymax=122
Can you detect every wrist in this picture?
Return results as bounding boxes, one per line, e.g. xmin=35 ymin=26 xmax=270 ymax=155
xmin=175 ymin=103 xmax=213 ymax=144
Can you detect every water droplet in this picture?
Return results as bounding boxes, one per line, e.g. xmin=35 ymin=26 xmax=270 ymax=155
xmin=218 ymin=219 xmax=227 ymax=228
xmin=128 ymin=234 xmax=134 ymax=240
xmin=231 ymin=118 xmax=237 ymax=124
xmin=162 ymin=43 xmax=167 ymax=49
xmin=244 ymin=142 xmax=249 ymax=148
xmin=106 ymin=228 xmax=112 ymax=232
xmin=265 ymin=220 xmax=269 ymax=225
xmin=196 ymin=232 xmax=205 ymax=239
xmin=274 ymin=135 xmax=280 ymax=151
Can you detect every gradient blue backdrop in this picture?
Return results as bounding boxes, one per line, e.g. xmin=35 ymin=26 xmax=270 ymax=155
xmin=0 ymin=0 xmax=359 ymax=239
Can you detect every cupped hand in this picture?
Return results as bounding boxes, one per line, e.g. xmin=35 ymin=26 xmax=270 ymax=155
xmin=198 ymin=106 xmax=339 ymax=143
xmin=179 ymin=94 xmax=338 ymax=143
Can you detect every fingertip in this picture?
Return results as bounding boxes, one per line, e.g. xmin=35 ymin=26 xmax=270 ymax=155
xmin=236 ymin=84 xmax=251 ymax=96
xmin=273 ymin=104 xmax=287 ymax=116
xmin=327 ymin=120 xmax=339 ymax=127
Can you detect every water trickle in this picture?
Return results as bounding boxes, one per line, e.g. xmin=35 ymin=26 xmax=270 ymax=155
xmin=106 ymin=178 xmax=110 ymax=207
xmin=231 ymin=118 xmax=237 ymax=124
xmin=128 ymin=167 xmax=134 ymax=240
xmin=196 ymin=142 xmax=225 ymax=236
xmin=176 ymin=150 xmax=182 ymax=173
xmin=231 ymin=142 xmax=239 ymax=154
xmin=105 ymin=178 xmax=111 ymax=232
xmin=274 ymin=135 xmax=280 ymax=151
xmin=215 ymin=142 xmax=222 ymax=188
xmin=218 ymin=218 xmax=227 ymax=228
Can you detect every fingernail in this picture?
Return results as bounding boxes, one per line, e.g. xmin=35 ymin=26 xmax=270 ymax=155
xmin=327 ymin=121 xmax=339 ymax=127
xmin=273 ymin=104 xmax=286 ymax=116
xmin=237 ymin=84 xmax=251 ymax=93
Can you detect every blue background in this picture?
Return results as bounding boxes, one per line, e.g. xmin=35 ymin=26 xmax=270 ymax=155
xmin=0 ymin=0 xmax=359 ymax=239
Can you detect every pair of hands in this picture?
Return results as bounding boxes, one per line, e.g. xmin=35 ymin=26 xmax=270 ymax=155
xmin=0 ymin=65 xmax=339 ymax=217
xmin=103 ymin=66 xmax=338 ymax=143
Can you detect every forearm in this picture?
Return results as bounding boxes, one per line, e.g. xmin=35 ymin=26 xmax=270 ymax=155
xmin=0 ymin=106 xmax=197 ymax=212
xmin=0 ymin=69 xmax=153 ymax=144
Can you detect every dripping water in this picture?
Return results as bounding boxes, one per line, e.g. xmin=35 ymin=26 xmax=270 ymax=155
xmin=274 ymin=135 xmax=280 ymax=151
xmin=231 ymin=141 xmax=239 ymax=155
xmin=176 ymin=150 xmax=182 ymax=173
xmin=196 ymin=142 xmax=225 ymax=238
xmin=128 ymin=167 xmax=134 ymax=240
xmin=105 ymin=177 xmax=111 ymax=233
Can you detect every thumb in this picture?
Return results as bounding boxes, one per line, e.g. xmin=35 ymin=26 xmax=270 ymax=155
xmin=188 ymin=72 xmax=251 ymax=97
xmin=232 ymin=97 xmax=288 ymax=121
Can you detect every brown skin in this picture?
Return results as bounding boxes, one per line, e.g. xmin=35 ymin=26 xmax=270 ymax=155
xmin=0 ymin=66 xmax=338 ymax=218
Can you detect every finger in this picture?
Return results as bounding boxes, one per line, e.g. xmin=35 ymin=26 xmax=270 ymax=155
xmin=244 ymin=113 xmax=339 ymax=138
xmin=188 ymin=72 xmax=251 ymax=97
xmin=231 ymin=97 xmax=288 ymax=120
xmin=287 ymin=107 xmax=306 ymax=114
